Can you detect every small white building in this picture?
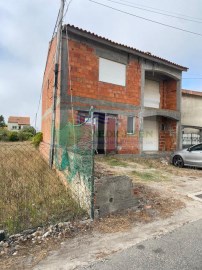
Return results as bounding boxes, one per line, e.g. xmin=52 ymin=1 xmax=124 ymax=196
xmin=7 ymin=116 xmax=30 ymax=131
xmin=182 ymin=90 xmax=202 ymax=146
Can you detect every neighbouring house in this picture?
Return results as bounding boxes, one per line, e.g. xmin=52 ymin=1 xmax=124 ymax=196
xmin=182 ymin=89 xmax=202 ymax=147
xmin=41 ymin=24 xmax=188 ymax=156
xmin=7 ymin=116 xmax=30 ymax=131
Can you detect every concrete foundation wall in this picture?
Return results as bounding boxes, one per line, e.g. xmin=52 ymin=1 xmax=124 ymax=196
xmin=95 ymin=175 xmax=139 ymax=217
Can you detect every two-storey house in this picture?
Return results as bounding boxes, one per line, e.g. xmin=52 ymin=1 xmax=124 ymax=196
xmin=41 ymin=25 xmax=188 ymax=155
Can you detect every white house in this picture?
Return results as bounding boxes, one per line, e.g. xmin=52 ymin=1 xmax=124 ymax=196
xmin=7 ymin=116 xmax=30 ymax=131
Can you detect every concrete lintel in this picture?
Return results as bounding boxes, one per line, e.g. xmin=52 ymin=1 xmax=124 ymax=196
xmin=143 ymin=108 xmax=180 ymax=121
xmin=95 ymin=47 xmax=128 ymax=65
xmin=62 ymin=106 xmax=139 ymax=116
xmin=61 ymin=95 xmax=141 ymax=111
xmin=143 ymin=62 xmax=182 ymax=80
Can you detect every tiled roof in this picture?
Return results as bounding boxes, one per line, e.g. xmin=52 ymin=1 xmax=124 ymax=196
xmin=182 ymin=89 xmax=202 ymax=97
xmin=8 ymin=116 xmax=30 ymax=125
xmin=65 ymin=24 xmax=188 ymax=71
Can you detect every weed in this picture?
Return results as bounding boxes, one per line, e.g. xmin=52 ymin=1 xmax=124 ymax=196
xmin=104 ymin=157 xmax=128 ymax=167
xmin=0 ymin=142 xmax=85 ymax=234
xmin=131 ymin=170 xmax=168 ymax=182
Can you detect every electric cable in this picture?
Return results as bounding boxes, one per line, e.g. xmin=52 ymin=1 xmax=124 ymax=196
xmin=104 ymin=0 xmax=202 ymax=24
xmin=118 ymin=0 xmax=202 ymax=21
xmin=89 ymin=0 xmax=202 ymax=37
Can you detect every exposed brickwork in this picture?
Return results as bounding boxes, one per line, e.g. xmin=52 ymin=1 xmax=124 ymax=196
xmin=160 ymin=80 xmax=177 ymax=111
xmin=68 ymin=39 xmax=141 ymax=105
xmin=117 ymin=115 xmax=140 ymax=154
xmin=41 ymin=34 xmax=180 ymax=155
xmin=164 ymin=80 xmax=177 ymax=110
xmin=159 ymin=117 xmax=177 ymax=151
xmin=42 ymin=37 xmax=62 ymax=144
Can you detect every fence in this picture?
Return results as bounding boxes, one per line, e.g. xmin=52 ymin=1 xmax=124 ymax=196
xmin=53 ymin=114 xmax=95 ymax=217
xmin=182 ymin=133 xmax=200 ymax=148
xmin=0 ymin=142 xmax=87 ymax=234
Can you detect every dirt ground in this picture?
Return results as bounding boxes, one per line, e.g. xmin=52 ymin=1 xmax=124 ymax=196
xmin=1 ymin=156 xmax=202 ymax=270
xmin=96 ymin=155 xmax=202 ymax=201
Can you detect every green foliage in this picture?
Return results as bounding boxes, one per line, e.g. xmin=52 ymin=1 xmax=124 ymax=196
xmin=105 ymin=157 xmax=128 ymax=167
xmin=32 ymin=132 xmax=43 ymax=147
xmin=0 ymin=127 xmax=35 ymax=142
xmin=22 ymin=126 xmax=36 ymax=135
xmin=0 ymin=129 xmax=9 ymax=141
xmin=18 ymin=131 xmax=34 ymax=141
xmin=0 ymin=115 xmax=6 ymax=128
xmin=9 ymin=131 xmax=19 ymax=142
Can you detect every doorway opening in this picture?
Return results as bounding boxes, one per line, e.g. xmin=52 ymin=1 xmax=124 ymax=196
xmin=95 ymin=113 xmax=105 ymax=154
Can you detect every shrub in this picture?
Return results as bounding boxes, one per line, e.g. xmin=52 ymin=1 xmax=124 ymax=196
xmin=0 ymin=129 xmax=9 ymax=141
xmin=22 ymin=126 xmax=36 ymax=135
xmin=9 ymin=131 xmax=19 ymax=142
xmin=32 ymin=132 xmax=43 ymax=147
xmin=18 ymin=131 xmax=34 ymax=141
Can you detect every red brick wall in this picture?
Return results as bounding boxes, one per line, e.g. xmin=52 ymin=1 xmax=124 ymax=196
xmin=68 ymin=39 xmax=141 ymax=105
xmin=159 ymin=118 xmax=177 ymax=151
xmin=41 ymin=37 xmax=61 ymax=144
xmin=117 ymin=115 xmax=140 ymax=154
xmin=41 ymin=36 xmax=179 ymax=155
xmin=160 ymin=80 xmax=177 ymax=110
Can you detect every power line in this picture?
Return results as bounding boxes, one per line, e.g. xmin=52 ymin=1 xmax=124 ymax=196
xmin=34 ymin=5 xmax=62 ymax=131
xmin=34 ymin=87 xmax=43 ymax=131
xmin=118 ymin=0 xmax=202 ymax=21
xmin=89 ymin=0 xmax=202 ymax=37
xmin=51 ymin=8 xmax=61 ymax=40
xmin=104 ymin=0 xmax=202 ymax=24
xmin=63 ymin=0 xmax=74 ymax=20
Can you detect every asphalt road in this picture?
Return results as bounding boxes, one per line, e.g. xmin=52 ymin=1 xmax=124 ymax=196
xmin=78 ymin=219 xmax=202 ymax=270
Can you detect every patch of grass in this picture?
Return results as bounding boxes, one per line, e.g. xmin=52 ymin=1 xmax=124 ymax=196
xmin=104 ymin=157 xmax=128 ymax=167
xmin=131 ymin=170 xmax=168 ymax=182
xmin=0 ymin=142 xmax=86 ymax=234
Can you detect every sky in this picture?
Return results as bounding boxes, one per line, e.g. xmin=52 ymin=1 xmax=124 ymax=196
xmin=0 ymin=0 xmax=202 ymax=130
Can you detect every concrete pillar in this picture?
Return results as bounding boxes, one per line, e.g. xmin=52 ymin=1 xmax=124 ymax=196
xmin=139 ymin=62 xmax=145 ymax=154
xmin=60 ymin=36 xmax=69 ymax=130
xmin=199 ymin=129 xmax=202 ymax=143
xmin=176 ymin=78 xmax=182 ymax=149
xmin=177 ymin=122 xmax=182 ymax=150
xmin=176 ymin=79 xmax=182 ymax=112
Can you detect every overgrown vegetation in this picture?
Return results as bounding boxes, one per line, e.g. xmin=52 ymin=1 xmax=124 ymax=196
xmin=32 ymin=132 xmax=43 ymax=147
xmin=0 ymin=142 xmax=85 ymax=234
xmin=0 ymin=126 xmax=36 ymax=142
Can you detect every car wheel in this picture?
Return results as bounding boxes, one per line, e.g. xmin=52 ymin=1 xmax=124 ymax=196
xmin=173 ymin=155 xmax=184 ymax=168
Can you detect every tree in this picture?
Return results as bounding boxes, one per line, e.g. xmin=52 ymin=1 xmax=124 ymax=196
xmin=0 ymin=115 xmax=6 ymax=128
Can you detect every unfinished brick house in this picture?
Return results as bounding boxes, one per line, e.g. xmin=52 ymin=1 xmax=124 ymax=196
xmin=41 ymin=25 xmax=188 ymax=155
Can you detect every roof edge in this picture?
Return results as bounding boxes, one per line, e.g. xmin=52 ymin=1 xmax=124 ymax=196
xmin=182 ymin=89 xmax=202 ymax=97
xmin=64 ymin=24 xmax=188 ymax=72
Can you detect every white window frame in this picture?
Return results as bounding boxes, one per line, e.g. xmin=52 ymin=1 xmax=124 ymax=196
xmin=127 ymin=116 xmax=135 ymax=135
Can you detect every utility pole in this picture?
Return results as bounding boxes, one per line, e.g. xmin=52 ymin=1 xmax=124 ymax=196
xmin=49 ymin=0 xmax=65 ymax=168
